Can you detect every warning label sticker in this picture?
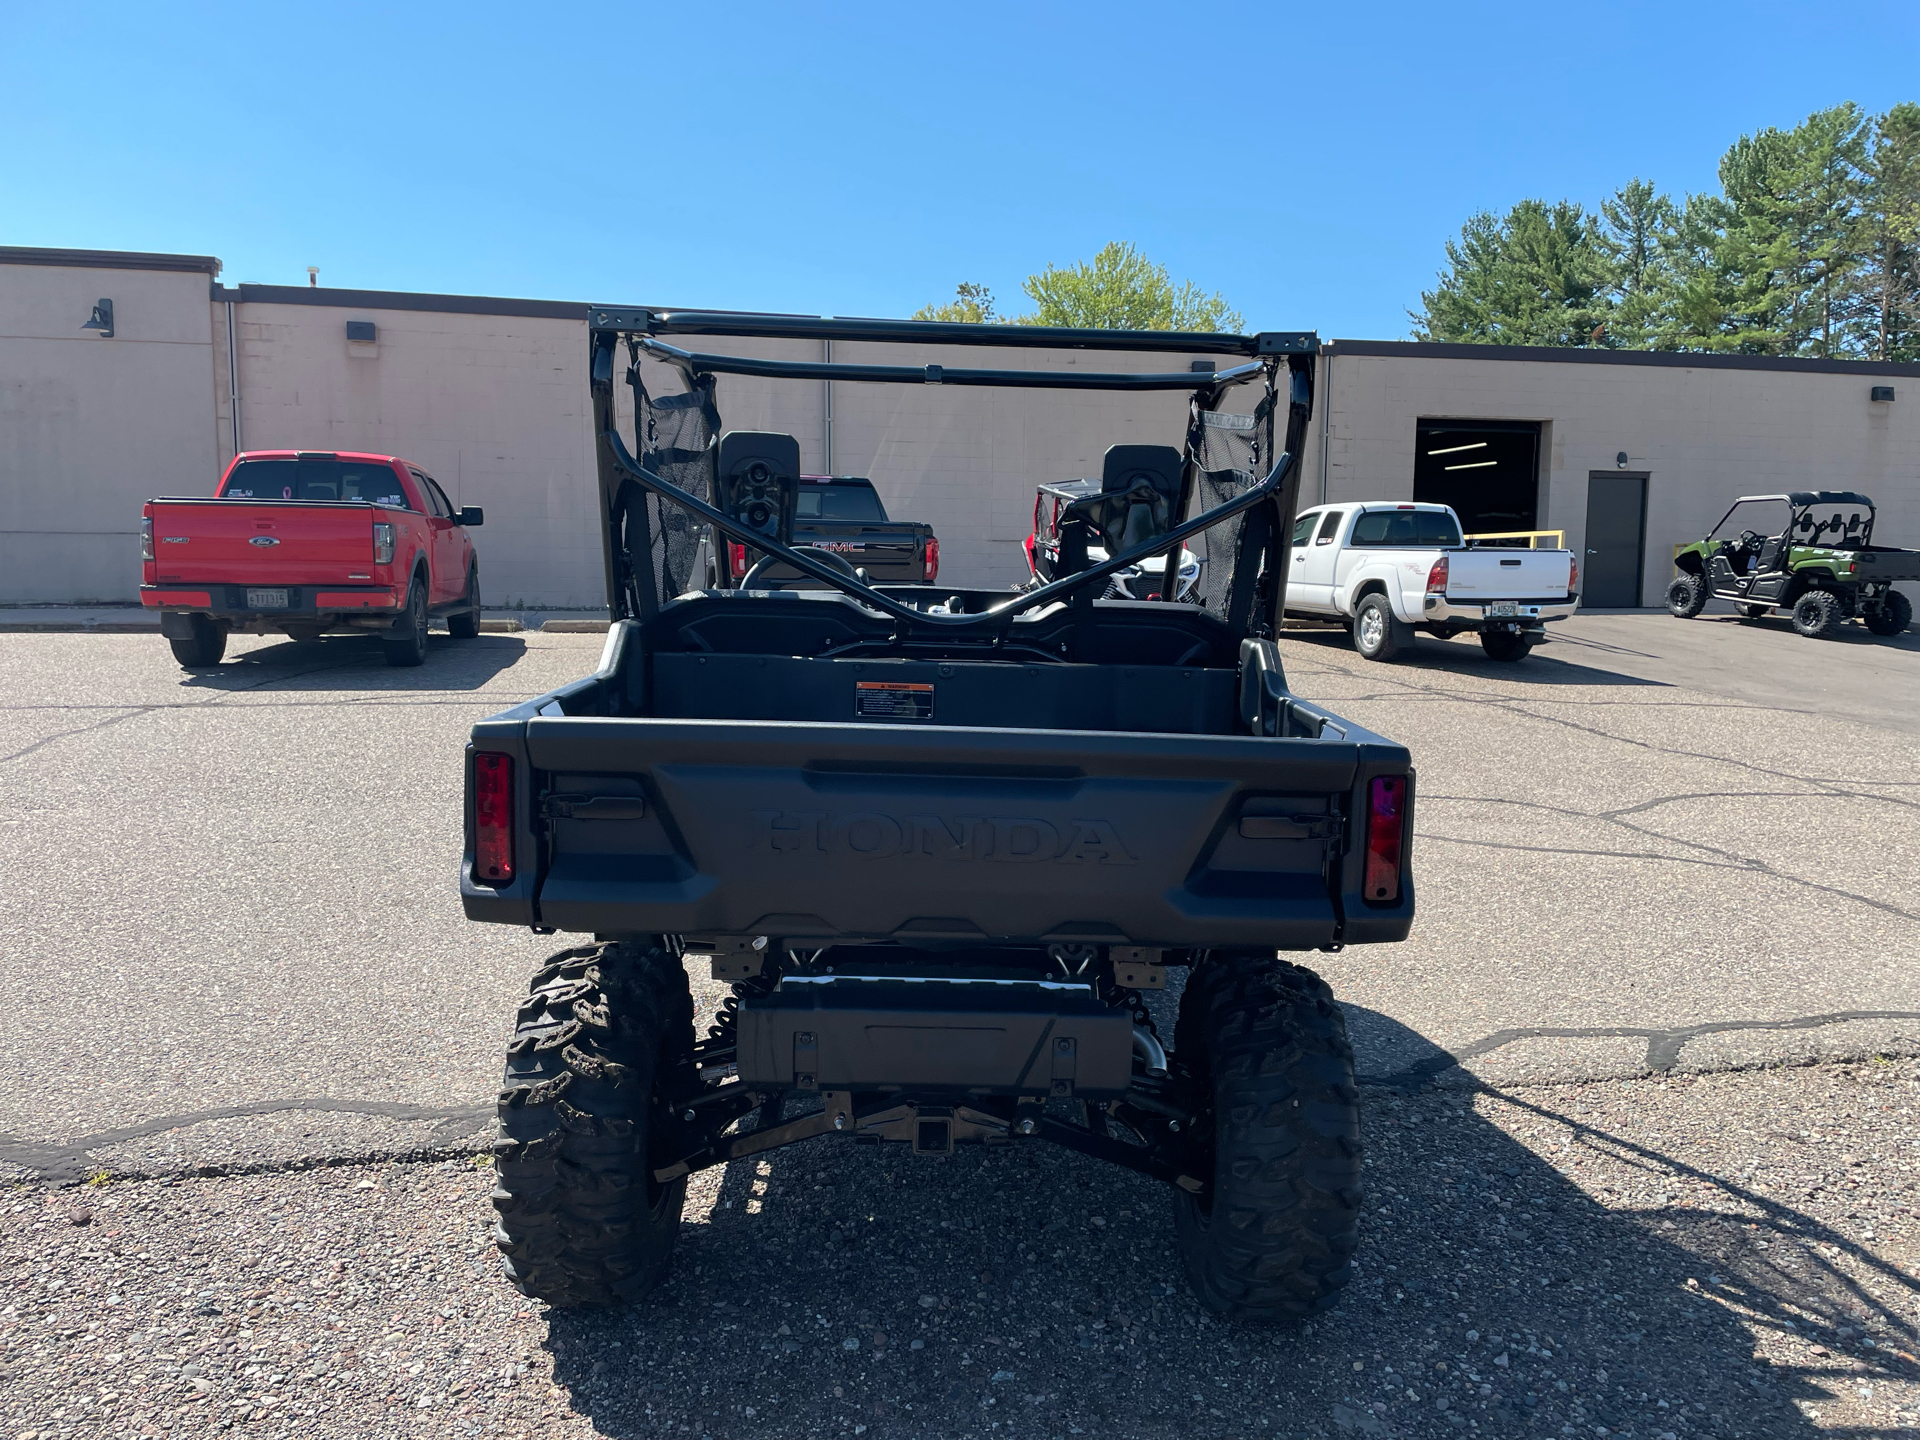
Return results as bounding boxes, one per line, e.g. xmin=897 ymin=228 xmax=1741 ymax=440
xmin=855 ymin=680 xmax=934 ymax=721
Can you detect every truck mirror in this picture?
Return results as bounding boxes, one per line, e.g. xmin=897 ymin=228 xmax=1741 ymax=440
xmin=717 ymin=432 xmax=801 ymax=550
xmin=457 ymin=507 xmax=485 ymax=527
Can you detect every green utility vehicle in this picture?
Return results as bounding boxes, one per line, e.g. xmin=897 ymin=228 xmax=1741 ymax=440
xmin=1667 ymin=491 xmax=1917 ymax=638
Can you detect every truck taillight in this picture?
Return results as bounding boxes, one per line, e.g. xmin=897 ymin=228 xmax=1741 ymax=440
xmin=473 ymin=752 xmax=515 ymax=886
xmin=1363 ymin=775 xmax=1406 ymax=905
xmin=728 ymin=542 xmax=747 ymax=581
xmin=140 ymin=517 xmax=154 ymax=561
xmin=1568 ymin=555 xmax=1579 ymax=593
xmin=373 ymin=522 xmax=396 ymax=566
xmin=925 ymin=536 xmax=940 ymax=582
xmin=1425 ymin=556 xmax=1447 ymax=594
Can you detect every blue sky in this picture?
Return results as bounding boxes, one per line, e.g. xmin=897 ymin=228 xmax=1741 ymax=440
xmin=4 ymin=1 xmax=1916 ymax=339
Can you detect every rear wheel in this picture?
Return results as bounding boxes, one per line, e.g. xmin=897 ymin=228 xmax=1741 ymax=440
xmin=383 ymin=577 xmax=429 ymax=667
xmin=448 ymin=565 xmax=481 ymax=639
xmin=492 ymin=941 xmax=693 ymax=1306
xmin=283 ymin=624 xmax=325 ymax=644
xmin=166 ymin=615 xmax=225 ymax=669
xmin=1171 ymin=953 xmax=1361 ymax=1322
xmin=1666 ymin=574 xmax=1706 ymax=618
xmin=1865 ymin=590 xmax=1912 ymax=637
xmin=1351 ymin=593 xmax=1410 ymax=662
xmin=1791 ymin=589 xmax=1843 ymax=638
xmin=1479 ymin=628 xmax=1533 ymax=662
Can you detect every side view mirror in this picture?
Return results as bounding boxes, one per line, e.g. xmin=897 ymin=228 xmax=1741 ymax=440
xmin=457 ymin=507 xmax=485 ymax=527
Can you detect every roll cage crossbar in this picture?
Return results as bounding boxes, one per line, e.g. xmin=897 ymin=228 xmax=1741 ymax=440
xmin=590 ymin=310 xmax=1319 ymax=638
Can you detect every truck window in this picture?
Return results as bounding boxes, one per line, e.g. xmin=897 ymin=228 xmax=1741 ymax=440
xmin=419 ymin=474 xmax=456 ymax=519
xmin=222 ymin=459 xmax=410 ymax=507
xmin=1290 ymin=512 xmax=1317 ymax=546
xmin=797 ymin=484 xmax=888 ymax=522
xmin=1315 ymin=510 xmax=1345 ymax=544
xmin=1348 ymin=509 xmax=1461 ymax=547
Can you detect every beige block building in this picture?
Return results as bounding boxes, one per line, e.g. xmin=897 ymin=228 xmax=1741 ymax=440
xmin=3 ymin=247 xmax=1914 ymax=612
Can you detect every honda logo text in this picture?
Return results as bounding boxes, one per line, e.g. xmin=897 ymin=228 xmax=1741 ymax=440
xmin=752 ymin=811 xmax=1134 ymax=865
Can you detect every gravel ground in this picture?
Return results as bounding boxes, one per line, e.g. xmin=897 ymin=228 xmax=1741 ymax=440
xmin=2 ymin=1053 xmax=1911 ymax=1440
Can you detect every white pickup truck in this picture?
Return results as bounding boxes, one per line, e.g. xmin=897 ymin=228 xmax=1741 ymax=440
xmin=1283 ymin=501 xmax=1580 ymax=661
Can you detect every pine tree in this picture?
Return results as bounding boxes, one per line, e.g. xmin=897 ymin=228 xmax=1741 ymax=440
xmin=1596 ymin=179 xmax=1678 ymax=347
xmin=1848 ymin=103 xmax=1920 ymax=360
xmin=1412 ymin=200 xmax=1612 ymax=345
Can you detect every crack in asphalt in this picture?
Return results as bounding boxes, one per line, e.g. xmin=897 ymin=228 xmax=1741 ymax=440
xmin=8 ymin=1010 xmax=1918 ymax=1185
xmin=1356 ymin=1008 xmax=1920 ymax=1089
xmin=0 ymin=1099 xmax=492 ymax=1183
xmin=1418 ymin=792 xmax=1920 ymax=921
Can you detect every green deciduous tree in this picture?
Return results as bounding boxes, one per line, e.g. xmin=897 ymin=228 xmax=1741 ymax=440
xmin=1014 ymin=242 xmax=1243 ymax=331
xmin=911 ymin=282 xmax=998 ymax=324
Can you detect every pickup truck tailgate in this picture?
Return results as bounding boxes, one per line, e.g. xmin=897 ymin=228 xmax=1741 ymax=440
xmin=1445 ymin=548 xmax=1572 ymax=600
xmin=146 ymin=500 xmax=375 ymax=585
xmin=472 ymin=716 xmax=1411 ymax=949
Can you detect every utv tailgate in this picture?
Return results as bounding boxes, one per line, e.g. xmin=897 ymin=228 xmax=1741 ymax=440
xmin=465 ymin=717 xmax=1412 ymax=949
xmin=1445 ymin=548 xmax=1573 ymax=600
xmin=145 ymin=499 xmax=377 ymax=585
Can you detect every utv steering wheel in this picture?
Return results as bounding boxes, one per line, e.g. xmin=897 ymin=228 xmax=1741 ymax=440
xmin=1737 ymin=529 xmax=1764 ymax=551
xmin=739 ymin=545 xmax=864 ymax=589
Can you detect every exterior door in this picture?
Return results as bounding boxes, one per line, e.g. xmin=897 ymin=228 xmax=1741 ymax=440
xmin=1289 ymin=508 xmax=1346 ymax=611
xmin=415 ymin=471 xmax=465 ymax=604
xmin=1582 ymin=472 xmax=1648 ymax=608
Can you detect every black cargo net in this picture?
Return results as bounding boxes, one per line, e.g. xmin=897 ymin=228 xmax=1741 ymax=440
xmin=1182 ymin=373 xmax=1278 ymax=616
xmin=628 ymin=364 xmax=718 ymax=605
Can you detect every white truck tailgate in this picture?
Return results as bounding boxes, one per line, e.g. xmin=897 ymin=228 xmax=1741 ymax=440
xmin=1445 ymin=550 xmax=1572 ymax=600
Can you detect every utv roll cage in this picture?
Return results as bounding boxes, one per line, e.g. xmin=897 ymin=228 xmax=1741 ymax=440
xmin=588 ymin=309 xmax=1320 ymax=646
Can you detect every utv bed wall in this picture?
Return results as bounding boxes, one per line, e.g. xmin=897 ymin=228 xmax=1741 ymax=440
xmin=460 ymin=627 xmax=1413 ymax=949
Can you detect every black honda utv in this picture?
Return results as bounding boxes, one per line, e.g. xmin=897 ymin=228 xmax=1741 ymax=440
xmin=460 ymin=310 xmax=1416 ymax=1322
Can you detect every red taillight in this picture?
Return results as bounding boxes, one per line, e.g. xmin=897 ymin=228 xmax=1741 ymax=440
xmin=727 ymin=542 xmax=747 ymax=582
xmin=1425 ymin=556 xmax=1448 ymax=594
xmin=1568 ymin=555 xmax=1579 ymax=594
xmin=924 ymin=535 xmax=940 ymax=582
xmin=1363 ymin=775 xmax=1406 ymax=905
xmin=473 ymin=752 xmax=514 ymax=886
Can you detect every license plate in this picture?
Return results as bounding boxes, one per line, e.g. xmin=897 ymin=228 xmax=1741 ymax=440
xmin=1485 ymin=602 xmax=1519 ymax=617
xmin=246 ymin=589 xmax=289 ymax=609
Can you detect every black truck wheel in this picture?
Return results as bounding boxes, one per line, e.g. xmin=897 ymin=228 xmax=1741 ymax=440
xmin=1478 ymin=628 xmax=1533 ymax=662
xmin=383 ymin=577 xmax=429 ymax=667
xmin=1351 ymin=593 xmax=1410 ymax=662
xmin=1865 ymin=590 xmax=1912 ymax=637
xmin=166 ymin=615 xmax=226 ymax=669
xmin=1791 ymin=589 xmax=1843 ymax=638
xmin=1171 ymin=953 xmax=1361 ymax=1322
xmin=448 ymin=565 xmax=481 ymax=639
xmin=1666 ymin=574 xmax=1706 ymax=618
xmin=492 ymin=941 xmax=694 ymax=1307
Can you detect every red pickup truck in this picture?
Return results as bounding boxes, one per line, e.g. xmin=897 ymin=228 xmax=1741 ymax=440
xmin=141 ymin=451 xmax=484 ymax=669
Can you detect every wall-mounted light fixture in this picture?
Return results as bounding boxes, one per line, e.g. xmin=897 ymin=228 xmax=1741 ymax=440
xmin=1615 ymin=450 xmax=1629 ymax=469
xmin=80 ymin=299 xmax=114 ymax=338
xmin=1870 ymin=386 xmax=1896 ymax=403
xmin=345 ymin=320 xmax=376 ymax=343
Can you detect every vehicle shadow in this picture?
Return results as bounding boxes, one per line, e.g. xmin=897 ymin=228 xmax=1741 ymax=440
xmin=173 ymin=633 xmax=528 ymax=693
xmin=540 ymin=1005 xmax=1901 ymax=1438
xmin=1284 ymin=624 xmax=1670 ymax=688
xmin=1699 ymin=608 xmax=1920 ymax=652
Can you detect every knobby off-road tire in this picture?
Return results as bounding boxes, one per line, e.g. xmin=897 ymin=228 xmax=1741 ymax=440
xmin=492 ymin=941 xmax=694 ymax=1306
xmin=167 ymin=615 xmax=225 ymax=669
xmin=1865 ymin=590 xmax=1912 ymax=637
xmin=1478 ymin=629 xmax=1533 ymax=662
xmin=447 ymin=565 xmax=481 ymax=639
xmin=1791 ymin=589 xmax=1844 ymax=638
xmin=1351 ymin=593 xmax=1411 ymax=662
xmin=383 ymin=576 xmax=429 ymax=667
xmin=1171 ymin=953 xmax=1361 ymax=1322
xmin=1666 ymin=574 xmax=1707 ymax=618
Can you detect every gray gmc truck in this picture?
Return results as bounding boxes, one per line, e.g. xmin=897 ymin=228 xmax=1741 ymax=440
xmin=460 ymin=311 xmax=1416 ymax=1322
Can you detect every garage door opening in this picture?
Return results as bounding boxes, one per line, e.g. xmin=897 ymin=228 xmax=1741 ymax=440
xmin=1413 ymin=420 xmax=1541 ymax=537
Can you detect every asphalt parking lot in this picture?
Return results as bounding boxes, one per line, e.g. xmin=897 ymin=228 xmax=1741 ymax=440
xmin=0 ymin=614 xmax=1914 ymax=1438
